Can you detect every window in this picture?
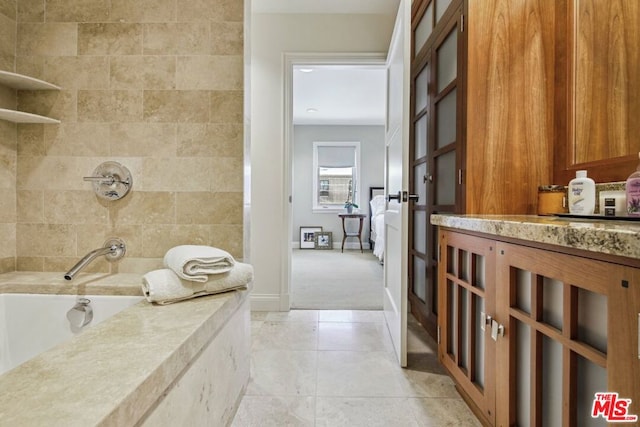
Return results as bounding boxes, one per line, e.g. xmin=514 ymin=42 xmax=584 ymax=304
xmin=312 ymin=141 xmax=360 ymax=212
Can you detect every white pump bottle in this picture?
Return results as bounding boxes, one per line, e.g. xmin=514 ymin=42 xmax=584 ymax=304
xmin=568 ymin=170 xmax=595 ymax=215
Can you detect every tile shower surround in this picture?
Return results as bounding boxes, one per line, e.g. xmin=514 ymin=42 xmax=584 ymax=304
xmin=0 ymin=0 xmax=244 ymax=274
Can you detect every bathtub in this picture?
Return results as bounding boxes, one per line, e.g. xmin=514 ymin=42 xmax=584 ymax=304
xmin=0 ymin=293 xmax=144 ymax=375
xmin=0 ymin=272 xmax=251 ymax=426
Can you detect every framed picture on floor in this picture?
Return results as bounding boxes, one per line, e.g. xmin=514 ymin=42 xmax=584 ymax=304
xmin=300 ymin=226 xmax=323 ymax=249
xmin=314 ymin=232 xmax=332 ymax=250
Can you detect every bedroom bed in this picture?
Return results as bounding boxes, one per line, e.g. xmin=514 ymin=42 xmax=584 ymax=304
xmin=369 ymin=186 xmax=385 ymax=262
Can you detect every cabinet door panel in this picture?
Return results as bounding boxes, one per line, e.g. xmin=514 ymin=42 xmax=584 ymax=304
xmin=410 ymin=0 xmax=464 ymax=339
xmin=495 ymin=242 xmax=638 ymax=426
xmin=438 ymin=230 xmax=496 ymax=425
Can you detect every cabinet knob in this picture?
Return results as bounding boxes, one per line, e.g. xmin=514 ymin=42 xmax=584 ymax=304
xmin=491 ymin=319 xmax=505 ymax=341
xmin=480 ymin=312 xmax=492 ymax=331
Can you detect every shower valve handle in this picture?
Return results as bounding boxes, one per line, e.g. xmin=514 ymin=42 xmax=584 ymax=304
xmin=83 ymin=175 xmax=129 ymax=185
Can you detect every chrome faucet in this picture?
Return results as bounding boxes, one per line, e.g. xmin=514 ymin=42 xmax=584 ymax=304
xmin=64 ymin=238 xmax=126 ymax=280
xmin=66 ymin=298 xmax=93 ymax=330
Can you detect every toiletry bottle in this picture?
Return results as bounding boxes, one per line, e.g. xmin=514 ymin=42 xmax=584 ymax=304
xmin=568 ymin=170 xmax=595 ymax=215
xmin=626 ymin=152 xmax=640 ymax=217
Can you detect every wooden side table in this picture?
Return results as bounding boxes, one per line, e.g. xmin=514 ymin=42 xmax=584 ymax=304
xmin=338 ymin=213 xmax=366 ymax=253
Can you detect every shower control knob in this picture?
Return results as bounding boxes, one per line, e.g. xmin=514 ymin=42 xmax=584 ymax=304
xmin=84 ymin=161 xmax=133 ymax=201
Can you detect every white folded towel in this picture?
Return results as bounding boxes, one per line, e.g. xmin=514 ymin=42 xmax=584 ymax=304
xmin=164 ymin=245 xmax=236 ymax=282
xmin=142 ymin=262 xmax=253 ymax=305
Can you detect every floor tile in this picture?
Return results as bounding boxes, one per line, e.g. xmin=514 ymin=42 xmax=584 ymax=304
xmin=318 ymin=322 xmax=393 ymax=352
xmin=315 ymin=397 xmax=420 ymax=427
xmin=407 ymin=318 xmax=437 ymax=353
xmin=251 ymin=312 xmax=269 ymax=321
xmin=316 ymin=351 xmax=411 ymax=397
xmin=233 ymin=310 xmax=480 ymax=426
xmin=252 ymin=321 xmax=318 ymax=351
xmin=231 ymin=396 xmax=315 ymax=427
xmin=265 ymin=310 xmax=319 ymax=322
xmin=408 ymin=397 xmax=483 ymax=426
xmin=318 ymin=310 xmax=384 ymax=323
xmin=246 ymin=350 xmax=317 ymax=397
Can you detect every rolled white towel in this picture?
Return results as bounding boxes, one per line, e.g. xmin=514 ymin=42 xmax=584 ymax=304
xmin=142 ymin=262 xmax=253 ymax=305
xmin=164 ymin=245 xmax=236 ymax=282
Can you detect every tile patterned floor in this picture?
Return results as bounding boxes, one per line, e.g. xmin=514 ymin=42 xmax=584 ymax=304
xmin=231 ymin=310 xmax=482 ymax=426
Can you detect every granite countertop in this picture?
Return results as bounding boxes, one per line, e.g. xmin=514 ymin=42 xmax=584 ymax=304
xmin=431 ymin=214 xmax=640 ymax=260
xmin=0 ymin=272 xmax=251 ymax=426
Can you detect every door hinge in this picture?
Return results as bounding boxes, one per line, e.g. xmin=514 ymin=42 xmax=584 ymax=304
xmin=437 ymin=325 xmax=441 ymax=344
xmin=461 ymin=14 xmax=464 ymax=32
xmin=458 ymin=169 xmax=463 ymax=185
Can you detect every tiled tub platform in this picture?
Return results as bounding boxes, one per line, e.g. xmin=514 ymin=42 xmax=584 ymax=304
xmin=0 ymin=273 xmax=251 ymax=426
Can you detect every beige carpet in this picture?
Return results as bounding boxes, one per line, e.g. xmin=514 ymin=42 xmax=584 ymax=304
xmin=291 ymin=249 xmax=383 ymax=310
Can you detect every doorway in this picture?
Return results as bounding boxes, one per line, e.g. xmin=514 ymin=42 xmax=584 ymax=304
xmin=284 ymin=58 xmax=387 ymax=310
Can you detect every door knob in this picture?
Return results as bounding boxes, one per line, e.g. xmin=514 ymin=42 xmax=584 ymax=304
xmin=387 ymin=191 xmax=402 ymax=202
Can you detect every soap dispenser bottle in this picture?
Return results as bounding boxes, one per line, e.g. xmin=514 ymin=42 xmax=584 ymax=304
xmin=626 ymin=152 xmax=640 ymax=216
xmin=568 ymin=170 xmax=595 ymax=215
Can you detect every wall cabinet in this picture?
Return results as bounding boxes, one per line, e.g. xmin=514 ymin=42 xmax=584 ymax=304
xmin=554 ymin=0 xmax=640 ymax=184
xmin=0 ymin=71 xmax=60 ymax=124
xmin=409 ymin=0 xmax=465 ymax=340
xmin=439 ymin=229 xmax=640 ymax=426
xmin=410 ymin=0 xmax=560 ymax=341
xmin=411 ymin=0 xmax=561 ymax=213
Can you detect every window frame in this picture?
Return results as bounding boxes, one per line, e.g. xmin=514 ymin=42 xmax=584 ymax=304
xmin=312 ymin=141 xmax=361 ymax=213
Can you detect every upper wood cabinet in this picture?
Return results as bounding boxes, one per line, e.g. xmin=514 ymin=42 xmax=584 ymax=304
xmin=412 ymin=0 xmax=638 ymax=213
xmin=465 ymin=0 xmax=557 ymax=214
xmin=554 ymin=0 xmax=640 ymax=184
xmin=412 ymin=0 xmax=560 ymax=214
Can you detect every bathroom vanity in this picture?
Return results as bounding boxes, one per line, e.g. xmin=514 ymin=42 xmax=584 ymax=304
xmin=431 ymin=214 xmax=640 ymax=426
xmin=0 ymin=273 xmax=251 ymax=426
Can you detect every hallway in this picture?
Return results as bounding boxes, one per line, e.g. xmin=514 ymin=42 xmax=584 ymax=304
xmin=232 ymin=310 xmax=481 ymax=426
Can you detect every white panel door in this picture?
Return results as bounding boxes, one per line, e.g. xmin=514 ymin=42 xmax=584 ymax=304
xmin=383 ymin=0 xmax=410 ymax=367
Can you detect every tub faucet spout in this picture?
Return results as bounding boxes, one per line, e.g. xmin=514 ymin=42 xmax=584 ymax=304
xmin=64 ymin=238 xmax=126 ymax=281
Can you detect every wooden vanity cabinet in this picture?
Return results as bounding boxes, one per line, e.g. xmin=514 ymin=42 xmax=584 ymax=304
xmin=439 ymin=229 xmax=640 ymax=426
xmin=438 ymin=230 xmax=497 ymax=425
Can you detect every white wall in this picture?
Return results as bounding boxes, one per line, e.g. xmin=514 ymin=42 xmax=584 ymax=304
xmin=292 ymin=125 xmax=384 ymax=248
xmin=250 ymin=13 xmax=395 ymax=310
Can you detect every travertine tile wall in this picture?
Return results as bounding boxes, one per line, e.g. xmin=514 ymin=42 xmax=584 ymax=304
xmin=9 ymin=0 xmax=243 ymax=274
xmin=0 ymin=1 xmax=17 ymax=273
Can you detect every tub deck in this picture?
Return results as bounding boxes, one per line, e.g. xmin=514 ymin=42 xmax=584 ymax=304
xmin=0 ymin=272 xmax=251 ymax=426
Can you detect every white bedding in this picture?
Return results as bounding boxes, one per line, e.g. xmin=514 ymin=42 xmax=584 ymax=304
xmin=370 ymin=195 xmax=386 ymax=261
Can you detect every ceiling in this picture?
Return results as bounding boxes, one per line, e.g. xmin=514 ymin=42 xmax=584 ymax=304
xmin=292 ymin=65 xmax=387 ymax=126
xmin=253 ymin=0 xmax=399 ymax=126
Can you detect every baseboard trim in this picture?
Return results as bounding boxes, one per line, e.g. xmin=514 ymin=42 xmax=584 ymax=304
xmin=292 ymin=241 xmax=371 ymax=250
xmin=250 ymin=294 xmax=283 ymax=311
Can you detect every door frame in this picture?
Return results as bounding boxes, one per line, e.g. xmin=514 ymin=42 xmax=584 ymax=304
xmin=282 ymin=52 xmax=387 ymax=310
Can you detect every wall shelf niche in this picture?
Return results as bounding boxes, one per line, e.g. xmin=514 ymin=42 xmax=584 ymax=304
xmin=0 ymin=70 xmax=61 ymax=124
